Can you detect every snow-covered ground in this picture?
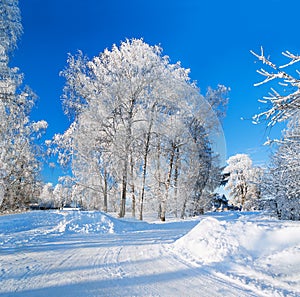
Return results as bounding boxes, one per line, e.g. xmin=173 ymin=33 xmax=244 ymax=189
xmin=0 ymin=210 xmax=299 ymax=296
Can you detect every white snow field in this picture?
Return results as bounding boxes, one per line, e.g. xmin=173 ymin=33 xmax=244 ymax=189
xmin=0 ymin=211 xmax=299 ymax=297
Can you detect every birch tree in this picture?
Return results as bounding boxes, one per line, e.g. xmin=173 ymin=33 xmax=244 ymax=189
xmin=54 ymin=39 xmax=228 ymax=219
xmin=58 ymin=39 xmax=191 ymax=216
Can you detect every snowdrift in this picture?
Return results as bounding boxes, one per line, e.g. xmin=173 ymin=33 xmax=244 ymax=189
xmin=172 ymin=212 xmax=300 ymax=295
xmin=174 ymin=213 xmax=300 ymax=264
xmin=0 ymin=210 xmax=150 ymax=249
xmin=0 ymin=210 xmax=115 ymax=237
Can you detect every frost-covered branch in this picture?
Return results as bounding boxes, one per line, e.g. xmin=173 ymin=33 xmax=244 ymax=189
xmin=251 ymin=47 xmax=300 ymax=126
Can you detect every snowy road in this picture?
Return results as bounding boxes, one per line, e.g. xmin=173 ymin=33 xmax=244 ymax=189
xmin=1 ymin=211 xmax=299 ymax=296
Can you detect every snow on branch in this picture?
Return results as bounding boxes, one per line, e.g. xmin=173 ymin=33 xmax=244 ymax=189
xmin=251 ymin=47 xmax=300 ymax=126
xmin=279 ymin=51 xmax=300 ymax=69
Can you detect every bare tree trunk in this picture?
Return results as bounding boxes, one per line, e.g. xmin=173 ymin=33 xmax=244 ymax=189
xmin=274 ymin=199 xmax=281 ymax=219
xmin=119 ymin=161 xmax=128 ymax=218
xmin=130 ymin=153 xmax=136 ymax=218
xmin=139 ymin=150 xmax=148 ymax=220
xmin=139 ymin=103 xmax=156 ymax=220
xmin=139 ymin=123 xmax=153 ymax=221
xmin=103 ymin=169 xmax=108 ymax=212
xmin=173 ymin=147 xmax=180 ymax=218
xmin=119 ymin=98 xmax=134 ymax=218
xmin=156 ymin=140 xmax=162 ymax=219
xmin=158 ymin=203 xmax=162 ymax=219
xmin=160 ymin=142 xmax=176 ymax=222
xmin=180 ymin=198 xmax=187 ymax=219
xmin=240 ymin=183 xmax=247 ymax=210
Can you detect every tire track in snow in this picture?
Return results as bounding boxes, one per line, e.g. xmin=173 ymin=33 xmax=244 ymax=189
xmin=112 ymin=240 xmax=260 ymax=297
xmin=94 ymin=244 xmax=125 ymax=279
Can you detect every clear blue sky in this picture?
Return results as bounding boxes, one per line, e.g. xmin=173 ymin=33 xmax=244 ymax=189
xmin=13 ymin=0 xmax=300 ymax=184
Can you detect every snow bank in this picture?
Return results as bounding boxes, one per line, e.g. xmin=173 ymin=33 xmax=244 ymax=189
xmin=172 ymin=212 xmax=300 ymax=296
xmin=0 ymin=210 xmax=115 ymax=236
xmin=174 ymin=212 xmax=300 ymax=263
xmin=174 ymin=217 xmax=239 ymax=264
xmin=57 ymin=211 xmax=115 ymax=234
xmin=174 ymin=214 xmax=300 ymax=264
xmin=0 ymin=210 xmax=162 ymax=249
xmin=0 ymin=210 xmax=187 ymax=250
xmin=0 ymin=210 xmax=132 ymax=249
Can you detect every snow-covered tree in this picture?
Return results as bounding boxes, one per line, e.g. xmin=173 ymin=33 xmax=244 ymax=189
xmin=0 ymin=0 xmax=22 ymax=54
xmin=0 ymin=0 xmax=47 ymax=211
xmin=262 ymin=113 xmax=300 ymax=220
xmin=39 ymin=183 xmax=54 ymax=209
xmin=52 ymin=39 xmax=228 ymax=220
xmin=244 ymin=166 xmax=264 ymax=211
xmin=225 ymin=154 xmax=262 ymax=210
xmin=251 ymin=48 xmax=300 ymax=220
xmin=177 ymin=116 xmax=213 ymax=217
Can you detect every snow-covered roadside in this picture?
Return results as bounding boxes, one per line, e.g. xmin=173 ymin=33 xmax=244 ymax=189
xmin=170 ymin=212 xmax=300 ymax=297
xmin=0 ymin=210 xmax=299 ymax=296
